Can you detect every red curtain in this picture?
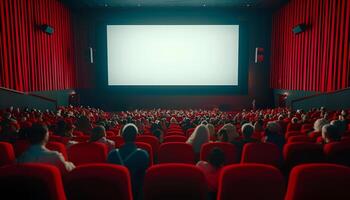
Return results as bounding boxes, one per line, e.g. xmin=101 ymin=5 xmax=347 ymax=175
xmin=0 ymin=0 xmax=76 ymax=92
xmin=270 ymin=0 xmax=350 ymax=92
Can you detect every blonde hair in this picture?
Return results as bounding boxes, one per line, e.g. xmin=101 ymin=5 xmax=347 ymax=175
xmin=220 ymin=123 xmax=239 ymax=142
xmin=187 ymin=124 xmax=209 ymax=153
xmin=314 ymin=118 xmax=329 ymax=132
xmin=206 ymin=123 xmax=215 ymax=138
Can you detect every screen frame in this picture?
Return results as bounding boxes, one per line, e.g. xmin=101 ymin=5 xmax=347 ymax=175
xmin=95 ymin=11 xmax=249 ymax=95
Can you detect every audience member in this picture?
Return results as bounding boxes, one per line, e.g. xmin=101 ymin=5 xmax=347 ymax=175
xmin=263 ymin=121 xmax=285 ymax=150
xmin=90 ymin=125 xmax=115 ymax=151
xmin=186 ymin=124 xmax=210 ymax=154
xmin=322 ymin=124 xmax=341 ymax=143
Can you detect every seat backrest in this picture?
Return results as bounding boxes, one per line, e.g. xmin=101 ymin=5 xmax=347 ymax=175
xmin=68 ymin=142 xmax=107 ymax=166
xmin=163 ymin=135 xmax=187 ymax=143
xmin=0 ymin=163 xmax=66 ymax=200
xmin=283 ymin=142 xmax=324 ymax=170
xmin=200 ymin=142 xmax=238 ymax=165
xmin=217 ymin=164 xmax=285 ymax=200
xmin=287 ymin=135 xmax=314 ymax=143
xmin=143 ymin=164 xmax=207 ymax=200
xmin=72 ymin=135 xmax=89 ymax=143
xmin=285 ymin=131 xmax=302 ymax=139
xmin=46 ymin=141 xmax=68 ymax=160
xmin=105 ymin=130 xmax=115 ymax=137
xmin=13 ymin=139 xmax=30 ymax=157
xmin=136 ymin=135 xmax=159 ymax=159
xmin=158 ymin=142 xmax=195 ymax=164
xmin=324 ymin=141 xmax=350 ymax=166
xmin=135 ymin=142 xmax=153 ymax=165
xmin=65 ymin=164 xmax=132 ymax=200
xmin=108 ymin=135 xmax=125 ymax=148
xmin=0 ymin=142 xmax=15 ymax=167
xmin=287 ymin=123 xmax=301 ymax=131
xmin=285 ymin=164 xmax=350 ymax=200
xmin=241 ymin=143 xmax=282 ymax=167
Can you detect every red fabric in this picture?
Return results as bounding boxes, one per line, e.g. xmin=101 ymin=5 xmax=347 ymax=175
xmin=0 ymin=142 xmax=15 ymax=166
xmin=287 ymin=135 xmax=314 ymax=143
xmin=136 ymin=135 xmax=159 ymax=159
xmin=46 ymin=141 xmax=68 ymax=160
xmin=163 ymin=135 xmax=187 ymax=143
xmin=324 ymin=141 xmax=350 ymax=166
xmin=270 ymin=0 xmax=350 ymax=92
xmin=135 ymin=142 xmax=154 ymax=165
xmin=0 ymin=0 xmax=76 ymax=91
xmin=285 ymin=164 xmax=350 ymax=200
xmin=241 ymin=143 xmax=282 ymax=168
xmin=143 ymin=164 xmax=207 ymax=200
xmin=68 ymin=142 xmax=107 ymax=166
xmin=0 ymin=163 xmax=66 ymax=200
xmin=13 ymin=139 xmax=30 ymax=157
xmin=200 ymin=142 xmax=238 ymax=165
xmin=285 ymin=131 xmax=303 ymax=139
xmin=158 ymin=142 xmax=195 ymax=164
xmin=217 ymin=164 xmax=285 ymax=200
xmin=66 ymin=164 xmax=132 ymax=200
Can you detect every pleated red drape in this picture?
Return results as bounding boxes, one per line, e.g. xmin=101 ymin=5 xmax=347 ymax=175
xmin=0 ymin=0 xmax=76 ymax=92
xmin=270 ymin=0 xmax=350 ymax=92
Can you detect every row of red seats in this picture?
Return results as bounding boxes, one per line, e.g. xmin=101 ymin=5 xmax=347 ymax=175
xmin=0 ymin=162 xmax=349 ymax=200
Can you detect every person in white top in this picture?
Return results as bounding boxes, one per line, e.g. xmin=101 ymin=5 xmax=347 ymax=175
xmin=17 ymin=123 xmax=75 ymax=173
xmin=90 ymin=125 xmax=115 ymax=152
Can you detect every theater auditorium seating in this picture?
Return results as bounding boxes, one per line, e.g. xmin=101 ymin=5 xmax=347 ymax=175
xmin=136 ymin=135 xmax=159 ymax=159
xmin=68 ymin=142 xmax=108 ymax=166
xmin=135 ymin=142 xmax=154 ymax=165
xmin=241 ymin=143 xmax=282 ymax=168
xmin=285 ymin=164 xmax=350 ymax=200
xmin=46 ymin=141 xmax=68 ymax=160
xmin=0 ymin=142 xmax=15 ymax=167
xmin=0 ymin=163 xmax=66 ymax=200
xmin=158 ymin=142 xmax=195 ymax=164
xmin=324 ymin=141 xmax=350 ymax=166
xmin=217 ymin=164 xmax=285 ymax=200
xmin=65 ymin=164 xmax=132 ymax=200
xmin=163 ymin=135 xmax=187 ymax=143
xmin=200 ymin=142 xmax=238 ymax=165
xmin=143 ymin=164 xmax=207 ymax=200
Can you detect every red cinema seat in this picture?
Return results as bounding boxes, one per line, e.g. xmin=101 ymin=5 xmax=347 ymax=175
xmin=0 ymin=142 xmax=15 ymax=167
xmin=287 ymin=123 xmax=301 ymax=132
xmin=163 ymin=135 xmax=187 ymax=143
xmin=143 ymin=164 xmax=207 ymax=200
xmin=0 ymin=163 xmax=66 ymax=200
xmin=68 ymin=142 xmax=107 ymax=166
xmin=49 ymin=135 xmax=69 ymax=145
xmin=108 ymin=135 xmax=125 ymax=147
xmin=324 ymin=141 xmax=350 ymax=166
xmin=166 ymin=131 xmax=185 ymax=136
xmin=217 ymin=164 xmax=285 ymax=200
xmin=13 ymin=139 xmax=30 ymax=157
xmin=285 ymin=164 xmax=350 ymax=200
xmin=66 ymin=164 xmax=132 ymax=200
xmin=287 ymin=135 xmax=314 ymax=143
xmin=135 ymin=142 xmax=153 ymax=165
xmin=158 ymin=142 xmax=195 ymax=164
xmin=241 ymin=143 xmax=282 ymax=168
xmin=186 ymin=128 xmax=195 ymax=137
xmin=105 ymin=130 xmax=115 ymax=137
xmin=301 ymin=123 xmax=313 ymax=133
xmin=200 ymin=142 xmax=238 ymax=165
xmin=136 ymin=135 xmax=159 ymax=159
xmin=72 ymin=135 xmax=89 ymax=143
xmin=283 ymin=142 xmax=324 ymax=170
xmin=46 ymin=141 xmax=68 ymax=160
xmin=285 ymin=131 xmax=302 ymax=140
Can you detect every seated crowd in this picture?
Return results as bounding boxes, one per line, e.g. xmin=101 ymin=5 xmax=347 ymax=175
xmin=0 ymin=106 xmax=350 ymax=199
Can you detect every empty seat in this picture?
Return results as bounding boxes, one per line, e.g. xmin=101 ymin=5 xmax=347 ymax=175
xmin=65 ymin=164 xmax=132 ymax=200
xmin=217 ymin=164 xmax=285 ymax=200
xmin=287 ymin=123 xmax=302 ymax=132
xmin=285 ymin=164 xmax=350 ymax=200
xmin=283 ymin=142 xmax=324 ymax=170
xmin=68 ymin=142 xmax=107 ymax=166
xmin=13 ymin=139 xmax=30 ymax=157
xmin=0 ymin=142 xmax=15 ymax=167
xmin=241 ymin=143 xmax=282 ymax=167
xmin=136 ymin=135 xmax=160 ymax=159
xmin=135 ymin=142 xmax=153 ymax=165
xmin=324 ymin=141 xmax=350 ymax=166
xmin=163 ymin=135 xmax=187 ymax=143
xmin=287 ymin=135 xmax=314 ymax=143
xmin=0 ymin=163 xmax=66 ymax=200
xmin=200 ymin=142 xmax=238 ymax=165
xmin=143 ymin=163 xmax=207 ymax=200
xmin=285 ymin=131 xmax=302 ymax=139
xmin=46 ymin=141 xmax=68 ymax=160
xmin=166 ymin=131 xmax=185 ymax=136
xmin=158 ymin=142 xmax=195 ymax=164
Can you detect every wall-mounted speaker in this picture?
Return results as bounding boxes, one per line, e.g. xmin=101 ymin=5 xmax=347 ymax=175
xmin=292 ymin=23 xmax=306 ymax=34
xmin=41 ymin=24 xmax=54 ymax=35
xmin=255 ymin=47 xmax=264 ymax=63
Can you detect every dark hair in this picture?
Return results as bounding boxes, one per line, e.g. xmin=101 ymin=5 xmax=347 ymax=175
xmin=207 ymin=147 xmax=225 ymax=169
xmin=217 ymin=129 xmax=228 ymax=142
xmin=152 ymin=129 xmax=163 ymax=140
xmin=323 ymin=124 xmax=341 ymax=142
xmin=28 ymin=123 xmax=48 ymax=145
xmin=122 ymin=124 xmax=138 ymax=143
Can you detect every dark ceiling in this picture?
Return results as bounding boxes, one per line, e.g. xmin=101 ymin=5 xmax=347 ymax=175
xmin=62 ymin=0 xmax=287 ymax=9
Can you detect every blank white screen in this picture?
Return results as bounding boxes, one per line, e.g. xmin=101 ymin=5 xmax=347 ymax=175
xmin=107 ymin=25 xmax=239 ymax=85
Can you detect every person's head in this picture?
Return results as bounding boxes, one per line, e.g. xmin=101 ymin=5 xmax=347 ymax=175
xmin=207 ymin=147 xmax=225 ymax=169
xmin=206 ymin=123 xmax=215 ymax=137
xmin=170 ymin=117 xmax=177 ymax=124
xmin=90 ymin=125 xmax=106 ymax=142
xmin=330 ymin=120 xmax=346 ymax=136
xmin=278 ymin=115 xmax=284 ymax=121
xmin=28 ymin=123 xmax=49 ymax=145
xmin=221 ymin=123 xmax=239 ymax=142
xmin=265 ymin=121 xmax=281 ymax=136
xmin=322 ymin=124 xmax=341 ymax=143
xmin=241 ymin=123 xmax=254 ymax=139
xmin=122 ymin=123 xmax=138 ymax=143
xmin=314 ymin=118 xmax=329 ymax=132
xmin=55 ymin=120 xmax=67 ymax=137
xmin=152 ymin=129 xmax=164 ymax=143
xmin=187 ymin=124 xmax=209 ymax=152
xmin=291 ymin=117 xmax=298 ymax=124
xmin=254 ymin=119 xmax=264 ymax=132
xmin=217 ymin=129 xmax=229 ymax=142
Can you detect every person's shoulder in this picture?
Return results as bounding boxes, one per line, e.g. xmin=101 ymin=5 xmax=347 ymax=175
xmin=136 ymin=148 xmax=149 ymax=157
